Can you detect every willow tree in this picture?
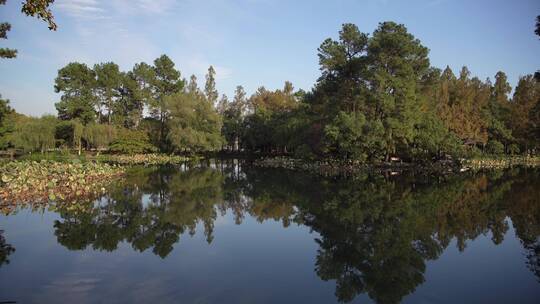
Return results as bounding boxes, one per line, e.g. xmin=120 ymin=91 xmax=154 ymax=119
xmin=82 ymin=123 xmax=117 ymax=151
xmin=11 ymin=115 xmax=57 ymax=152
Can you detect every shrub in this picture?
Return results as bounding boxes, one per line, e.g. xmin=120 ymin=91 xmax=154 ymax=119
xmin=109 ymin=129 xmax=157 ymax=154
xmin=486 ymin=140 xmax=505 ymax=155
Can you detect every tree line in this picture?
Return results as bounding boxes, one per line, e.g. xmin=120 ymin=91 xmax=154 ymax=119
xmin=1 ymin=22 xmax=539 ymax=160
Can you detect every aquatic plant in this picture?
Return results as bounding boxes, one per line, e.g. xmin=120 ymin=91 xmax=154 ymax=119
xmin=98 ymin=153 xmax=193 ymax=166
xmin=463 ymin=156 xmax=540 ymax=170
xmin=0 ymin=160 xmax=123 ymax=213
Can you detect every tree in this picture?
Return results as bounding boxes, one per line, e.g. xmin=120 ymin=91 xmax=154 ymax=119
xmin=315 ymin=23 xmax=369 ymax=116
xmin=165 ymin=88 xmax=223 ymax=152
xmin=487 ymin=71 xmax=513 ymax=150
xmin=216 ymin=94 xmax=229 ymax=115
xmin=82 ymin=123 xmax=117 ymax=150
xmin=511 ymin=75 xmax=540 ymax=151
xmin=324 ymin=111 xmax=366 ymax=159
xmin=187 ymin=74 xmax=200 ymax=95
xmin=11 ymin=115 xmax=57 ymax=152
xmin=0 ymin=95 xmax=14 ymax=149
xmin=1 ymin=0 xmax=56 ymax=59
xmin=534 ymin=15 xmax=540 ymax=81
xmin=94 ymin=62 xmax=123 ymax=124
xmin=437 ymin=66 xmax=489 ymax=147
xmin=204 ymin=66 xmax=219 ymax=106
xmin=54 ymin=63 xmax=98 ymax=124
xmin=113 ymin=72 xmax=144 ymax=129
xmin=368 ymin=22 xmax=431 ymax=159
xmin=530 ymin=101 xmax=540 ymax=149
xmin=109 ymin=128 xmax=156 ymax=154
xmin=243 ymin=83 xmax=299 ymax=153
xmin=222 ymin=86 xmax=248 ymax=151
xmin=21 ymin=0 xmax=56 ymax=30
xmin=148 ymin=55 xmax=185 ymax=150
xmin=0 ymin=4 xmax=16 ymax=58
xmin=309 ymin=22 xmax=435 ymax=160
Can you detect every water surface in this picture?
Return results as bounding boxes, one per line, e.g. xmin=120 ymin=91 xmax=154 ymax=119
xmin=1 ymin=161 xmax=539 ymax=303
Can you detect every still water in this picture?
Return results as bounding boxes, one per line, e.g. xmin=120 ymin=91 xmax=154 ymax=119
xmin=1 ymin=161 xmax=539 ymax=303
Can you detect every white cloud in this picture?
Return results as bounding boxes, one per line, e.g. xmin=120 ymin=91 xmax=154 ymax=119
xmin=134 ymin=0 xmax=178 ymax=14
xmin=56 ymin=0 xmax=106 ymax=19
xmin=109 ymin=0 xmax=178 ymax=16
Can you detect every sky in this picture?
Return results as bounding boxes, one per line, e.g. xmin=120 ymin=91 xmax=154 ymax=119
xmin=0 ymin=0 xmax=539 ymax=116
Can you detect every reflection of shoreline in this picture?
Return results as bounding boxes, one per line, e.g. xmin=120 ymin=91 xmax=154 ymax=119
xmin=17 ymin=163 xmax=540 ymax=303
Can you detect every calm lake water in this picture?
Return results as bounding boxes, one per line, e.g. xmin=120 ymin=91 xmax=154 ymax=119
xmin=1 ymin=160 xmax=539 ymax=303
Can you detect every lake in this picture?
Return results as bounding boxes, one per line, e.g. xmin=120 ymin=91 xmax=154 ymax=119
xmin=1 ymin=160 xmax=539 ymax=303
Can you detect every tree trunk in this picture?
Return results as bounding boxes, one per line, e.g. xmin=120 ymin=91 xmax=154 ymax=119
xmin=108 ymin=99 xmax=112 ymax=125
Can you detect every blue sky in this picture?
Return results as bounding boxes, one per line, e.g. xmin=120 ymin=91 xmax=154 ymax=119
xmin=0 ymin=0 xmax=539 ymax=116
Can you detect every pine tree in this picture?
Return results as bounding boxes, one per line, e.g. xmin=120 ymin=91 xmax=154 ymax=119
xmin=204 ymin=66 xmax=219 ymax=106
xmin=94 ymin=62 xmax=123 ymax=124
xmin=54 ymin=62 xmax=98 ymax=124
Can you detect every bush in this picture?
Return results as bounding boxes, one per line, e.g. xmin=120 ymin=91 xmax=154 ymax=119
xmin=109 ymin=129 xmax=157 ymax=154
xmin=294 ymin=144 xmax=316 ymax=160
xmin=486 ymin=140 xmax=505 ymax=155
xmin=508 ymin=144 xmax=520 ymax=155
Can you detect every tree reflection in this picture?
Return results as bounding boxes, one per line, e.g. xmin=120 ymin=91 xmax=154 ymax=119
xmin=54 ymin=165 xmax=224 ymax=258
xmin=0 ymin=230 xmax=15 ymax=267
xmin=49 ymin=162 xmax=540 ymax=302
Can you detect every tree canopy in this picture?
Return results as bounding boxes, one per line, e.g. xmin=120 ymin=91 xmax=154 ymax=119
xmin=1 ymin=22 xmax=539 ymax=159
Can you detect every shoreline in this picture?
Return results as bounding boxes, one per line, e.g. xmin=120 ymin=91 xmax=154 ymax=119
xmin=252 ymin=156 xmax=540 ymax=176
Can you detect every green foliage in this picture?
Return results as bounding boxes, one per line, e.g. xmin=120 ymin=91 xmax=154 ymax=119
xmin=0 ymin=95 xmax=14 ymax=149
xmin=508 ymin=144 xmax=520 ymax=155
xmin=306 ymin=22 xmax=435 ymax=160
xmin=411 ymin=112 xmax=463 ymax=160
xmin=204 ymin=66 xmax=218 ymax=105
xmin=83 ymin=123 xmax=117 ymax=150
xmin=324 ymin=111 xmax=366 ymax=160
xmin=94 ymin=62 xmax=123 ymax=124
xmin=221 ymin=86 xmax=247 ymax=151
xmin=54 ymin=62 xmax=97 ymax=124
xmin=486 ymin=140 xmax=505 ymax=155
xmin=20 ymin=0 xmax=57 ymax=30
xmin=10 ymin=115 xmax=57 ymax=152
xmin=3 ymin=21 xmax=539 ymax=161
xmin=510 ymin=75 xmax=540 ymax=151
xmin=242 ymin=83 xmax=299 ymax=153
xmin=109 ymin=129 xmax=156 ymax=154
xmin=1 ymin=0 xmax=56 ymax=59
xmin=165 ymin=91 xmax=223 ymax=152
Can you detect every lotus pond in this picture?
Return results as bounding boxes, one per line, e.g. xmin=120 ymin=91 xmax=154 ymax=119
xmin=0 ymin=160 xmax=539 ymax=303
